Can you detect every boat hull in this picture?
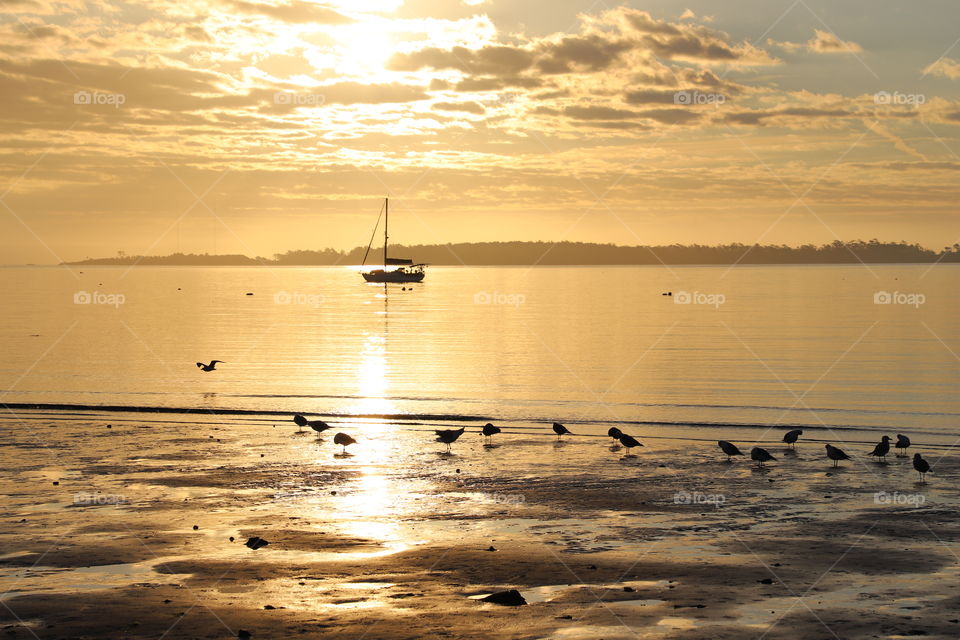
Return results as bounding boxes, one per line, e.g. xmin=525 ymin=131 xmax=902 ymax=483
xmin=362 ymin=270 xmax=425 ymax=283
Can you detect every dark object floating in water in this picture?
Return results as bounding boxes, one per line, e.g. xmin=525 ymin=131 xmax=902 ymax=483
xmin=334 ymin=432 xmax=356 ymax=454
xmin=52 ymin=481 xmax=59 ymax=486
xmin=718 ymin=440 xmax=743 ymax=461
xmin=245 ymin=292 xmax=253 ymax=296
xmin=245 ymin=536 xmax=269 ymax=550
xmin=758 ymin=578 xmax=774 ymax=584
xmin=229 ymin=536 xmax=234 ymax=542
xmin=481 ymin=590 xmax=527 ymax=606
xmin=193 ymin=525 xmax=199 ymax=530
xmin=106 ymin=424 xmax=112 ymax=429
xmin=552 ymin=422 xmax=571 ymax=440
xmin=263 ymin=605 xmax=275 ymax=610
xmin=196 ymin=360 xmax=224 ymax=372
xmin=238 ymin=630 xmax=252 ymax=640
xmin=623 ymin=586 xmax=635 ymax=592
xmin=361 ymin=197 xmax=426 ymax=283
xmin=487 ymin=546 xmax=497 ymax=552
xmin=662 ymin=292 xmax=672 ymax=296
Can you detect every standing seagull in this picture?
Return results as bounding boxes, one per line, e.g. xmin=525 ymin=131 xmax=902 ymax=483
xmin=196 ymin=360 xmax=224 ymax=372
xmin=618 ymin=434 xmax=643 ymax=455
xmin=435 ymin=427 xmax=465 ymax=452
xmin=913 ymin=453 xmax=931 ymax=483
xmin=869 ymin=436 xmax=892 ymax=462
xmin=552 ymin=423 xmax=571 ymax=441
xmin=895 ymin=434 xmax=911 ymax=457
xmin=751 ymin=447 xmax=776 ymax=468
xmin=825 ymin=444 xmax=851 ymax=468
xmin=782 ymin=429 xmax=803 ymax=449
xmin=718 ymin=441 xmax=744 ymax=462
xmin=333 ymin=432 xmax=356 ymax=454
xmin=481 ymin=423 xmax=501 ymax=443
xmin=294 ymin=414 xmax=331 ymax=439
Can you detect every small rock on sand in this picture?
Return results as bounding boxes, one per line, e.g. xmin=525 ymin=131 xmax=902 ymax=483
xmin=481 ymin=590 xmax=527 ymax=606
xmin=245 ymin=536 xmax=269 ymax=550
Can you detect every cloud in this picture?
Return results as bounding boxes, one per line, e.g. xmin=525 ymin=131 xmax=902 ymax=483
xmin=864 ymin=119 xmax=927 ymax=161
xmin=228 ymin=0 xmax=352 ymax=24
xmin=433 ymin=101 xmax=485 ymax=114
xmin=769 ymin=29 xmax=863 ymax=54
xmin=924 ymin=57 xmax=960 ymax=79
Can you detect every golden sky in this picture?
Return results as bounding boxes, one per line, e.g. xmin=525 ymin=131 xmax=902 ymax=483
xmin=2 ymin=0 xmax=960 ymax=262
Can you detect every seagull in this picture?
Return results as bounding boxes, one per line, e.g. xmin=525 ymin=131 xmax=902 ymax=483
xmin=825 ymin=444 xmax=850 ymax=467
xmin=333 ymin=432 xmax=356 ymax=454
xmin=718 ymin=440 xmax=743 ymax=462
xmin=913 ymin=453 xmax=931 ymax=483
xmin=618 ymin=434 xmax=643 ymax=455
xmin=751 ymin=447 xmax=776 ymax=468
xmin=895 ymin=434 xmax=911 ymax=457
xmin=196 ymin=360 xmax=224 ymax=372
xmin=552 ymin=422 xmax=571 ymax=441
xmin=481 ymin=423 xmax=501 ymax=443
xmin=608 ymin=427 xmax=623 ymax=441
xmin=782 ymin=429 xmax=803 ymax=449
xmin=435 ymin=427 xmax=465 ymax=452
xmin=869 ymin=436 xmax=892 ymax=462
xmin=294 ymin=414 xmax=331 ymax=438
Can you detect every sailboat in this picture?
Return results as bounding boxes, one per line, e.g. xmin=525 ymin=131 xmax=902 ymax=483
xmin=361 ymin=197 xmax=426 ymax=283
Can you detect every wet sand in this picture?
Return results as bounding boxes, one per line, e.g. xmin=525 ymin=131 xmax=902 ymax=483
xmin=1 ymin=411 xmax=958 ymax=639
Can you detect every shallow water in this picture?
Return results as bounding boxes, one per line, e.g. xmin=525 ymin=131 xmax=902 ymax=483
xmin=1 ymin=264 xmax=958 ymax=440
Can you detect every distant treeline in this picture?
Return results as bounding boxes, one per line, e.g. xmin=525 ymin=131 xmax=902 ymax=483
xmin=65 ymin=240 xmax=960 ymax=266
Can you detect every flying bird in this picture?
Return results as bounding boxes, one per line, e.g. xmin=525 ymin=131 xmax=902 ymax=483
xmin=869 ymin=436 xmax=892 ymax=462
xmin=825 ymin=444 xmax=850 ymax=467
xmin=751 ymin=447 xmax=776 ymax=468
xmin=552 ymin=422 xmax=571 ymax=441
xmin=333 ymin=432 xmax=356 ymax=454
xmin=435 ymin=427 xmax=465 ymax=452
xmin=718 ymin=440 xmax=743 ymax=461
xmin=618 ymin=433 xmax=643 ymax=455
xmin=782 ymin=429 xmax=803 ymax=448
xmin=481 ymin=423 xmax=501 ymax=443
xmin=913 ymin=453 xmax=931 ymax=483
xmin=895 ymin=434 xmax=911 ymax=457
xmin=196 ymin=360 xmax=224 ymax=372
xmin=294 ymin=414 xmax=331 ymax=438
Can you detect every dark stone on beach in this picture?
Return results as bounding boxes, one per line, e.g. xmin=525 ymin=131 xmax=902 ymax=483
xmin=587 ymin=565 xmax=597 ymax=570
xmin=264 ymin=605 xmax=275 ymax=610
xmin=481 ymin=590 xmax=527 ymax=606
xmin=238 ymin=631 xmax=252 ymax=640
xmin=245 ymin=536 xmax=269 ymax=550
xmin=486 ymin=546 xmax=496 ymax=552
xmin=557 ymin=615 xmax=573 ymax=619
xmin=229 ymin=537 xmax=235 ymax=542
xmin=758 ymin=578 xmax=773 ymax=584
xmin=193 ymin=525 xmax=199 ymax=530
xmin=245 ymin=293 xmax=253 ymax=296
xmin=331 ymin=491 xmax=337 ymax=495
xmin=106 ymin=424 xmax=112 ymax=428
xmin=163 ymin=599 xmax=171 ymax=604
xmin=623 ymin=586 xmax=635 ymax=592
xmin=52 ymin=481 xmax=59 ymax=486
xmin=456 ymin=468 xmax=460 ymax=473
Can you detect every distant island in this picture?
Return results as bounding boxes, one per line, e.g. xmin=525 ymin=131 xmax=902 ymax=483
xmin=64 ymin=240 xmax=960 ymax=266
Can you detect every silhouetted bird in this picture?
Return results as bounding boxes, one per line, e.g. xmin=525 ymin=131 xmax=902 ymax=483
xmin=552 ymin=422 xmax=571 ymax=441
xmin=751 ymin=447 xmax=776 ymax=468
xmin=718 ymin=440 xmax=743 ymax=461
xmin=608 ymin=427 xmax=623 ymax=441
xmin=196 ymin=360 xmax=224 ymax=372
xmin=869 ymin=436 xmax=892 ymax=462
xmin=913 ymin=453 xmax=931 ymax=482
xmin=481 ymin=423 xmax=501 ymax=442
xmin=294 ymin=414 xmax=331 ymax=438
xmin=782 ymin=429 xmax=803 ymax=448
xmin=895 ymin=434 xmax=911 ymax=457
xmin=333 ymin=432 xmax=356 ymax=454
xmin=825 ymin=444 xmax=850 ymax=467
xmin=435 ymin=427 xmax=465 ymax=452
xmin=618 ymin=434 xmax=642 ymax=454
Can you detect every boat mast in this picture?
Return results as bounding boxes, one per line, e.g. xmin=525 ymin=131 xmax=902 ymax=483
xmin=383 ymin=197 xmax=388 ymax=267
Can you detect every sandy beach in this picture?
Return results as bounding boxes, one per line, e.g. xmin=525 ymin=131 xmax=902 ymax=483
xmin=2 ymin=410 xmax=958 ymax=640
